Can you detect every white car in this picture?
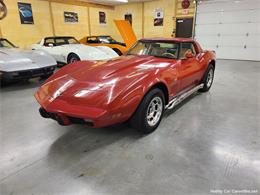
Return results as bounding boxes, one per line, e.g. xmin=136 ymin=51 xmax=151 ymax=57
xmin=0 ymin=38 xmax=56 ymax=82
xmin=31 ymin=36 xmax=119 ymax=64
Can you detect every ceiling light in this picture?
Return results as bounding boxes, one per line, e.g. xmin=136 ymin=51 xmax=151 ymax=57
xmin=113 ymin=0 xmax=128 ymax=2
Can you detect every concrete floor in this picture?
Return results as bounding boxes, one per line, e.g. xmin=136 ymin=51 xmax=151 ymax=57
xmin=0 ymin=60 xmax=259 ymax=195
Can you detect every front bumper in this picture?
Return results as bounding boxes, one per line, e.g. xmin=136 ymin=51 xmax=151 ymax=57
xmin=0 ymin=65 xmax=56 ymax=81
xmin=38 ymin=105 xmax=125 ymax=128
xmin=39 ymin=107 xmax=95 ymax=126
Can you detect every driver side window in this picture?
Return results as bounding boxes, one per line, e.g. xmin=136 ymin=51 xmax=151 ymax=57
xmin=180 ymin=43 xmax=196 ymax=59
xmin=44 ymin=38 xmax=55 ymax=47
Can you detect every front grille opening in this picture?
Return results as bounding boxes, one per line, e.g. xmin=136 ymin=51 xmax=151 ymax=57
xmin=67 ymin=116 xmax=94 ymax=127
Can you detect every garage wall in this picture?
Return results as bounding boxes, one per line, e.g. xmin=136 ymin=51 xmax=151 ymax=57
xmin=113 ymin=0 xmax=195 ymax=41
xmin=0 ymin=0 xmax=114 ymax=48
xmin=0 ymin=0 xmax=53 ymax=48
xmin=143 ymin=0 xmax=176 ymax=38
xmin=0 ymin=0 xmax=195 ymax=48
xmin=113 ymin=3 xmax=143 ymax=41
xmin=89 ymin=7 xmax=115 ymax=37
xmin=51 ymin=2 xmax=89 ymax=40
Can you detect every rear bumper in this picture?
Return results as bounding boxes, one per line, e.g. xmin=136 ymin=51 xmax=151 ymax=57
xmin=0 ymin=65 xmax=56 ymax=81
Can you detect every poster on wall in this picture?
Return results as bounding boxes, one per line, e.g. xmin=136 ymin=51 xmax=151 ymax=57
xmin=124 ymin=13 xmax=132 ymax=26
xmin=64 ymin=12 xmax=78 ymax=23
xmin=17 ymin=2 xmax=34 ymax=24
xmin=154 ymin=8 xmax=163 ymax=26
xmin=0 ymin=0 xmax=8 ymax=20
xmin=99 ymin=11 xmax=106 ymax=24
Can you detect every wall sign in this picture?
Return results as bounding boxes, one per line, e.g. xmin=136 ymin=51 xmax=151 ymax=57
xmin=0 ymin=0 xmax=7 ymax=20
xmin=182 ymin=0 xmax=190 ymax=9
xmin=154 ymin=8 xmax=163 ymax=26
xmin=17 ymin=2 xmax=34 ymax=24
xmin=124 ymin=13 xmax=132 ymax=26
xmin=99 ymin=11 xmax=106 ymax=24
xmin=64 ymin=11 xmax=78 ymax=23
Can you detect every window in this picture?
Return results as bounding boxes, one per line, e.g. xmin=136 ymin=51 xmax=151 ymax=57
xmin=127 ymin=41 xmax=179 ymax=59
xmin=55 ymin=38 xmax=67 ymax=46
xmin=44 ymin=38 xmax=55 ymax=46
xmin=179 ymin=42 xmax=196 ymax=58
xmin=0 ymin=39 xmax=15 ymax=48
xmin=98 ymin=36 xmax=116 ymax=44
xmin=87 ymin=37 xmax=100 ymax=44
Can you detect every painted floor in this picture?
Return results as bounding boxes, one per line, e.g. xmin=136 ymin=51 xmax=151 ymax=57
xmin=0 ymin=60 xmax=259 ymax=195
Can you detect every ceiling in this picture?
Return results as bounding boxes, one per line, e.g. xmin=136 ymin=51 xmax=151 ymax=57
xmin=79 ymin=0 xmax=154 ymax=6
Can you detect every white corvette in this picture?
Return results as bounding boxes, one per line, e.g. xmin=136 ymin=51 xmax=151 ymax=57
xmin=0 ymin=38 xmax=56 ymax=82
xmin=31 ymin=36 xmax=119 ymax=64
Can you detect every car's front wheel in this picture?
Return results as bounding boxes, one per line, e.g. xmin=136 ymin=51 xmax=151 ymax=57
xmin=67 ymin=53 xmax=80 ymax=64
xmin=130 ymin=88 xmax=165 ymax=134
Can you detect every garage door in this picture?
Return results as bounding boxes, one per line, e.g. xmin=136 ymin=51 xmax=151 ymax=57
xmin=194 ymin=0 xmax=260 ymax=61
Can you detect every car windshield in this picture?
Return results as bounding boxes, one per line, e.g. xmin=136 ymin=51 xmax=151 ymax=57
xmin=98 ymin=36 xmax=117 ymax=44
xmin=0 ymin=39 xmax=16 ymax=48
xmin=127 ymin=41 xmax=179 ymax=59
xmin=55 ymin=37 xmax=79 ymax=46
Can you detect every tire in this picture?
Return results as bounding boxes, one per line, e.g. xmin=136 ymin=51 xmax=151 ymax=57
xmin=130 ymin=88 xmax=165 ymax=134
xmin=113 ymin=48 xmax=122 ymax=56
xmin=67 ymin=53 xmax=80 ymax=64
xmin=199 ymin=64 xmax=214 ymax=92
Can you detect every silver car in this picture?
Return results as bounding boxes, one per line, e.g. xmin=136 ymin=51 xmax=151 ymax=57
xmin=0 ymin=38 xmax=57 ymax=82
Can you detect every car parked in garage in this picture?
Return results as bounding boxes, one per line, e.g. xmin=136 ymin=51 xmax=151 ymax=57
xmin=0 ymin=38 xmax=57 ymax=82
xmin=35 ymin=38 xmax=216 ymax=133
xmin=79 ymin=35 xmax=127 ymax=55
xmin=31 ymin=36 xmax=119 ymax=64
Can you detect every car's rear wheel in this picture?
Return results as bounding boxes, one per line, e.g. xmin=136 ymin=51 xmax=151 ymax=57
xmin=67 ymin=53 xmax=80 ymax=64
xmin=199 ymin=64 xmax=214 ymax=92
xmin=130 ymin=88 xmax=165 ymax=134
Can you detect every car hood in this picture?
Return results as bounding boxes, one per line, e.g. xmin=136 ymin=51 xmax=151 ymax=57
xmin=36 ymin=55 xmax=175 ymax=108
xmin=0 ymin=48 xmax=56 ymax=72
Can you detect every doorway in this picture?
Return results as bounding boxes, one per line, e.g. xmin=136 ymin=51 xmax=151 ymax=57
xmin=176 ymin=18 xmax=194 ymax=38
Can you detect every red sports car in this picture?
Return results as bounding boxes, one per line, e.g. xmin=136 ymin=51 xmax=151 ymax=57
xmin=35 ymin=38 xmax=216 ymax=133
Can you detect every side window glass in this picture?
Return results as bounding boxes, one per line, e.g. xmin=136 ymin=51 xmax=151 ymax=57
xmin=44 ymin=38 xmax=55 ymax=46
xmin=180 ymin=43 xmax=196 ymax=58
xmin=87 ymin=37 xmax=99 ymax=43
xmin=55 ymin=39 xmax=67 ymax=46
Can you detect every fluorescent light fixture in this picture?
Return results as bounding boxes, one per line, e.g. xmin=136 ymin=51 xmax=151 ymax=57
xmin=113 ymin=0 xmax=128 ymax=2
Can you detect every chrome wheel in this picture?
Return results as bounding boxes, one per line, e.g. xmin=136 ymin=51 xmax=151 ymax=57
xmin=206 ymin=69 xmax=214 ymax=88
xmin=146 ymin=96 xmax=163 ymax=127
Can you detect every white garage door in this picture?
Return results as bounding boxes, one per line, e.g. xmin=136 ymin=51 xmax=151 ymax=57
xmin=195 ymin=0 xmax=260 ymax=61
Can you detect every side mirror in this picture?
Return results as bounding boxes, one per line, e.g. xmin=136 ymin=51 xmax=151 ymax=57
xmin=48 ymin=43 xmax=54 ymax=47
xmin=185 ymin=51 xmax=194 ymax=58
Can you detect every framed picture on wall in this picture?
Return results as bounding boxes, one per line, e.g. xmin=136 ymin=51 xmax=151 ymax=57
xmin=99 ymin=11 xmax=106 ymax=24
xmin=17 ymin=2 xmax=34 ymax=24
xmin=124 ymin=13 xmax=132 ymax=26
xmin=64 ymin=11 xmax=78 ymax=23
xmin=154 ymin=8 xmax=163 ymax=26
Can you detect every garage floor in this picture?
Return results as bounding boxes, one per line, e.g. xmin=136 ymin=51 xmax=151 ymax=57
xmin=0 ymin=60 xmax=259 ymax=195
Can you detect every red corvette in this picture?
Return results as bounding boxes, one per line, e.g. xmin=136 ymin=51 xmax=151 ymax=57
xmin=35 ymin=38 xmax=216 ymax=133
